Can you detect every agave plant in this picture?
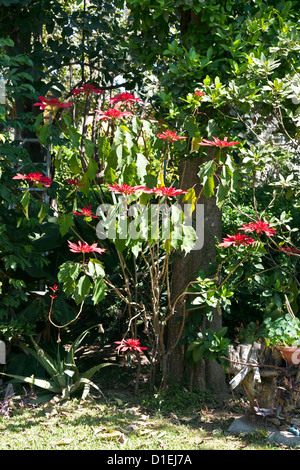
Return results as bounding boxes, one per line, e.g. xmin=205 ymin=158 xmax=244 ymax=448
xmin=0 ymin=325 xmax=112 ymax=401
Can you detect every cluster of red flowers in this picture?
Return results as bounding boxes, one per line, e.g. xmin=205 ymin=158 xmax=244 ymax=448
xmin=109 ymin=92 xmax=144 ymax=105
xmin=73 ymin=205 xmax=99 ymax=218
xmin=12 ymin=171 xmax=52 ymax=187
xmin=114 ymin=338 xmax=147 ymax=354
xmin=95 ymin=107 xmax=133 ymax=121
xmin=238 ymin=219 xmax=277 ymax=237
xmin=219 ymin=219 xmax=276 ymax=248
xmin=281 ymin=246 xmax=300 ymax=256
xmin=72 ymin=83 xmax=103 ymax=96
xmin=66 ymin=178 xmax=85 ymax=187
xmin=95 ymin=91 xmax=144 ymax=121
xmin=218 ymin=233 xmax=256 ymax=248
xmin=199 ymin=136 xmax=241 ymax=148
xmin=68 ymin=240 xmax=106 ymax=255
xmin=108 ymin=183 xmax=146 ymax=195
xmin=108 ymin=183 xmax=186 ymax=198
xmin=157 ymin=130 xmax=187 ymax=142
xmin=34 ymin=96 xmax=72 ymax=110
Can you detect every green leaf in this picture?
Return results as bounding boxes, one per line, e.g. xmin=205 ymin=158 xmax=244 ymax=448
xmin=85 ymin=259 xmax=105 ymax=278
xmin=198 ymin=160 xmax=216 ymax=198
xmin=273 ymin=292 xmax=282 ymax=308
xmin=38 ymin=204 xmax=48 ymax=224
xmin=20 ymin=190 xmax=30 ymax=218
xmin=85 ymin=139 xmax=96 ymax=159
xmin=57 ymin=213 xmax=74 ymax=236
xmin=38 ymin=123 xmax=50 ymax=145
xmin=184 ymin=116 xmax=200 ymax=138
xmin=202 ymin=175 xmax=215 ymax=198
xmin=91 ymin=278 xmax=106 ymax=305
xmin=0 ymin=372 xmax=59 ymax=393
xmin=75 ymin=275 xmax=91 ymax=304
xmin=69 ymin=155 xmax=81 ymax=174
xmin=58 ymin=261 xmax=81 ymax=283
xmin=68 ymin=126 xmax=81 ymax=148
xmin=181 ymin=225 xmax=197 ymax=254
xmin=86 ymin=158 xmax=98 ymax=181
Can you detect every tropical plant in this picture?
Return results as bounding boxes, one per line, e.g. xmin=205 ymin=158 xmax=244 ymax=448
xmin=0 ymin=325 xmax=112 ymax=401
xmin=263 ymin=314 xmax=300 ymax=348
xmin=186 ymin=327 xmax=231 ymax=367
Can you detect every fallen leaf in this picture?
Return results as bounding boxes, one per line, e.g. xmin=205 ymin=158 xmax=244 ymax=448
xmin=96 ymin=430 xmax=123 ymax=439
xmin=53 ymin=438 xmax=73 ymax=446
xmin=123 ymin=424 xmax=139 ymax=433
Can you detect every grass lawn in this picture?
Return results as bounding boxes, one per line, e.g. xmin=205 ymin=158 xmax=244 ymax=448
xmin=0 ymin=384 xmax=295 ymax=451
xmin=0 ymin=346 xmax=298 ymax=452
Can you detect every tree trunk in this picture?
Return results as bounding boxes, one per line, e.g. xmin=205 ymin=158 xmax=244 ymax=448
xmin=166 ymin=150 xmax=228 ymax=400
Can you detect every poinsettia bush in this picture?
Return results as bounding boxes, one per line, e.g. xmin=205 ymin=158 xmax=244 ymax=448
xmin=10 ymin=73 xmax=299 ymax=387
xmin=10 ymin=87 xmax=201 ymax=388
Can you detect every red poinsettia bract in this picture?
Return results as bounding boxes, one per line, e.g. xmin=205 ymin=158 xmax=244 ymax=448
xmin=150 ymin=186 xmax=187 ymax=198
xmin=157 ymin=130 xmax=187 ymax=142
xmin=95 ymin=107 xmax=133 ymax=121
xmin=281 ymin=246 xmax=300 ymax=256
xmin=34 ymin=96 xmax=72 ymax=110
xmin=13 ymin=172 xmax=52 ymax=187
xmin=68 ymin=240 xmax=106 ymax=255
xmin=115 ymin=338 xmax=147 ymax=354
xmin=239 ymin=219 xmax=276 ymax=236
xmin=109 ymin=92 xmax=144 ymax=105
xmin=72 ymin=84 xmax=103 ymax=96
xmin=66 ymin=178 xmax=85 ymax=187
xmin=198 ymin=136 xmax=240 ymax=148
xmin=108 ymin=183 xmax=146 ymax=196
xmin=218 ymin=233 xmax=256 ymax=248
xmin=73 ymin=205 xmax=99 ymax=218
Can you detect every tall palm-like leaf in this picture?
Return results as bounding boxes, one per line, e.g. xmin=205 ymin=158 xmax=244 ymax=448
xmin=0 ymin=325 xmax=113 ymax=401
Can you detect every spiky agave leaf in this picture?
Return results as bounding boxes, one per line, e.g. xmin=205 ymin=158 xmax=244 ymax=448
xmin=0 ymin=372 xmax=60 ymax=393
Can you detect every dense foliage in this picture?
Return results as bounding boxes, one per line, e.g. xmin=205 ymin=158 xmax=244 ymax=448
xmin=0 ymin=0 xmax=299 ymax=396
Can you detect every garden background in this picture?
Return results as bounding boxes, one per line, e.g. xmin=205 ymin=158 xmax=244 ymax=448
xmin=0 ymin=0 xmax=299 ymax=446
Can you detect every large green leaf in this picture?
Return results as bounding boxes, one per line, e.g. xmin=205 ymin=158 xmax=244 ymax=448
xmin=0 ymin=372 xmax=60 ymax=393
xmin=91 ymin=278 xmax=106 ymax=305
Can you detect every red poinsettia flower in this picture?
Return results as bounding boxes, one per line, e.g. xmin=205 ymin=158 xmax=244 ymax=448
xmin=195 ymin=90 xmax=204 ymax=96
xmin=66 ymin=178 xmax=85 ymax=187
xmin=108 ymin=183 xmax=146 ymax=196
xmin=49 ymin=284 xmax=58 ymax=299
xmin=114 ymin=338 xmax=147 ymax=354
xmin=239 ymin=219 xmax=276 ymax=236
xmin=281 ymin=246 xmax=300 ymax=256
xmin=198 ymin=136 xmax=240 ymax=148
xmin=218 ymin=233 xmax=256 ymax=248
xmin=109 ymin=92 xmax=144 ymax=105
xmin=157 ymin=130 xmax=187 ymax=142
xmin=12 ymin=172 xmax=52 ymax=187
xmin=95 ymin=107 xmax=133 ymax=121
xmin=150 ymin=186 xmax=187 ymax=198
xmin=73 ymin=205 xmax=99 ymax=218
xmin=34 ymin=96 xmax=73 ymax=110
xmin=68 ymin=240 xmax=106 ymax=254
xmin=72 ymin=83 xmax=103 ymax=96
